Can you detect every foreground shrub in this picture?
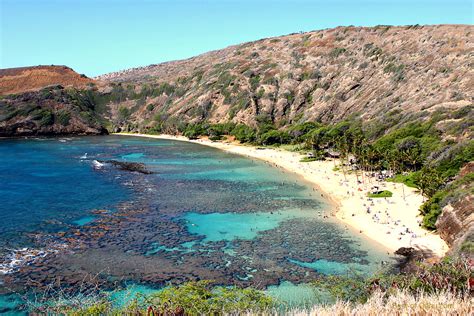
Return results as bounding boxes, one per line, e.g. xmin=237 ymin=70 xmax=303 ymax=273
xmin=143 ymin=281 xmax=274 ymax=315
xmin=35 ymin=281 xmax=274 ymax=315
xmin=312 ymin=256 xmax=472 ymax=304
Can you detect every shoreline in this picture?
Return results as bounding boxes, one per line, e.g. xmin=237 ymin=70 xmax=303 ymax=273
xmin=114 ymin=133 xmax=449 ymax=257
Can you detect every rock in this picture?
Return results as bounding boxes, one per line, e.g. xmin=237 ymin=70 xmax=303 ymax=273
xmin=436 ymin=162 xmax=474 ymax=255
xmin=98 ymin=160 xmax=154 ymax=174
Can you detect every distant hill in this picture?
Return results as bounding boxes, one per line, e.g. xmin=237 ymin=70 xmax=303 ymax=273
xmin=0 ymin=65 xmax=94 ymax=95
xmin=95 ymin=24 xmax=472 ymax=139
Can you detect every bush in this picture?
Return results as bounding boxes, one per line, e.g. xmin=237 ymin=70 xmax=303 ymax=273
xmin=312 ymin=256 xmax=471 ymax=304
xmin=118 ymin=106 xmax=131 ymax=122
xmin=144 ymin=281 xmax=274 ymax=315
xmin=146 ymin=104 xmax=155 ymax=112
xmin=31 ymin=109 xmax=54 ymax=126
xmin=56 ymin=110 xmax=71 ymax=126
xmin=383 ymin=62 xmax=405 ymax=81
xmin=40 ymin=281 xmax=274 ymax=315
xmin=329 ymin=47 xmax=347 ymax=58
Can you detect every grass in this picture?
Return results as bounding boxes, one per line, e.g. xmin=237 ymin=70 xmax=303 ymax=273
xmin=300 ymin=157 xmax=321 ymax=162
xmin=386 ymin=173 xmax=418 ymax=188
xmin=32 ymin=289 xmax=472 ymax=316
xmin=292 ymin=290 xmax=473 ymax=316
xmin=367 ymin=190 xmax=393 ymax=198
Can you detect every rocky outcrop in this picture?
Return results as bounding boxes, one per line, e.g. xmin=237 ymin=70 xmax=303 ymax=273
xmin=436 ymin=162 xmax=474 ymax=255
xmin=0 ymin=85 xmax=108 ymax=137
xmin=98 ymin=160 xmax=154 ymax=174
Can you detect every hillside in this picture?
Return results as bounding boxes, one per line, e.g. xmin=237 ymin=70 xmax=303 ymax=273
xmin=0 ymin=66 xmax=108 ymax=136
xmin=0 ymin=65 xmax=94 ymax=95
xmin=95 ymin=24 xmax=472 ymax=140
xmin=0 ymin=85 xmax=108 ymax=136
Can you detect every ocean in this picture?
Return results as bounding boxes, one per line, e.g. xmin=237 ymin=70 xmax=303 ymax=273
xmin=0 ymin=136 xmax=392 ymax=313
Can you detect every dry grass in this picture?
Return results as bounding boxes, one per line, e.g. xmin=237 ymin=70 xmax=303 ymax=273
xmin=0 ymin=65 xmax=93 ymax=95
xmin=284 ymin=290 xmax=473 ymax=316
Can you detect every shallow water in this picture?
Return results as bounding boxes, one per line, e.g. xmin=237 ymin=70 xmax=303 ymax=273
xmin=0 ymin=136 xmax=393 ymax=312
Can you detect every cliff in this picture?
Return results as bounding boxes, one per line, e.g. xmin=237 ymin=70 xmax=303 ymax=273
xmin=0 ymin=66 xmax=107 ymax=136
xmin=0 ymin=85 xmax=107 ymax=137
xmin=436 ymin=162 xmax=474 ymax=256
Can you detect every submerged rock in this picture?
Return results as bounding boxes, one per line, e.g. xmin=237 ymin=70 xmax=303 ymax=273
xmin=98 ymin=160 xmax=154 ymax=174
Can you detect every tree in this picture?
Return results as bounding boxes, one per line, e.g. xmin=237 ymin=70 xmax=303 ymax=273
xmin=414 ymin=166 xmax=445 ymax=199
xmin=397 ymin=136 xmax=423 ymax=170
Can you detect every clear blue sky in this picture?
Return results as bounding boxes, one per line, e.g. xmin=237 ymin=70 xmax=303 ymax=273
xmin=1 ymin=0 xmax=472 ymax=77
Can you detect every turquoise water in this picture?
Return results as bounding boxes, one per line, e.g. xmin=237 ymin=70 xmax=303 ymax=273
xmin=184 ymin=210 xmax=308 ymax=242
xmin=73 ymin=216 xmax=97 ymax=226
xmin=0 ymin=136 xmax=392 ymax=313
xmin=288 ymin=258 xmax=366 ymax=275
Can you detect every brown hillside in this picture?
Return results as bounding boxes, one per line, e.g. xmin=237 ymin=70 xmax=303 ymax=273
xmin=0 ymin=65 xmax=94 ymax=95
xmin=95 ymin=24 xmax=473 ymax=136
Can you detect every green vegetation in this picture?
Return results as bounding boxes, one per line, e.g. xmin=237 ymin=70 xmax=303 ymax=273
xmin=118 ymin=106 xmax=131 ymax=122
xmin=38 ymin=257 xmax=471 ymax=315
xmin=30 ymin=109 xmax=55 ymax=126
xmin=329 ymin=47 xmax=347 ymax=58
xmin=367 ymin=190 xmax=393 ymax=198
xmin=383 ymin=62 xmax=405 ymax=81
xmin=41 ymin=281 xmax=274 ymax=315
xmin=300 ymin=156 xmax=320 ymax=162
xmin=313 ymin=256 xmax=471 ymax=304
xmin=163 ymin=116 xmax=472 ymax=230
xmin=56 ymin=110 xmax=71 ymax=126
xmin=420 ymin=171 xmax=474 ymax=229
xmin=386 ymin=173 xmax=418 ymax=188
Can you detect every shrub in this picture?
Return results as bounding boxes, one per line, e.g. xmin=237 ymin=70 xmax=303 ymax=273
xmin=300 ymin=156 xmax=323 ymax=162
xmin=183 ymin=123 xmax=206 ymax=139
xmin=312 ymin=256 xmax=472 ymax=304
xmin=329 ymin=47 xmax=347 ymax=58
xmin=56 ymin=110 xmax=71 ymax=126
xmin=144 ymin=281 xmax=274 ymax=315
xmin=146 ymin=104 xmax=155 ymax=112
xmin=383 ymin=62 xmax=405 ymax=82
xmin=118 ymin=106 xmax=131 ymax=122
xmin=31 ymin=109 xmax=54 ymax=126
xmin=249 ymin=75 xmax=261 ymax=90
xmin=36 ymin=281 xmax=274 ymax=315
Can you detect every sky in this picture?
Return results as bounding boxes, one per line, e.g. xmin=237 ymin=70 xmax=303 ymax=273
xmin=1 ymin=0 xmax=472 ymax=77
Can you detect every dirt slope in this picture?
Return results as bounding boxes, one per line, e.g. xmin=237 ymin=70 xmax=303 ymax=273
xmin=0 ymin=65 xmax=94 ymax=95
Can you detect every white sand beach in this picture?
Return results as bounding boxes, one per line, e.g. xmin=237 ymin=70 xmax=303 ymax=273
xmin=115 ymin=133 xmax=449 ymax=257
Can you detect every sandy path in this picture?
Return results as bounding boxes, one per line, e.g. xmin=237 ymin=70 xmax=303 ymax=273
xmin=115 ymin=133 xmax=449 ymax=257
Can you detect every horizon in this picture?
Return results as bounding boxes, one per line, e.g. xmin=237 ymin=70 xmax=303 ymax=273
xmin=1 ymin=0 xmax=473 ymax=77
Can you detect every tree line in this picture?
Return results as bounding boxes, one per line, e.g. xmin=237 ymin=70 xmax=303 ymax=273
xmin=154 ymin=117 xmax=473 ymax=230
